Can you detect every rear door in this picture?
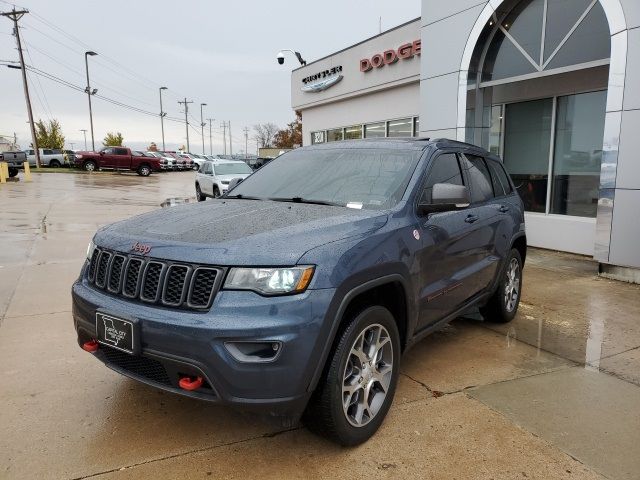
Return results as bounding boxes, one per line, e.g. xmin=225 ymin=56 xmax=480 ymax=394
xmin=415 ymin=151 xmax=480 ymax=328
xmin=113 ymin=148 xmax=131 ymax=170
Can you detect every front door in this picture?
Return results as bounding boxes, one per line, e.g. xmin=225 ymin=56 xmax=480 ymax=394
xmin=99 ymin=148 xmax=117 ymax=168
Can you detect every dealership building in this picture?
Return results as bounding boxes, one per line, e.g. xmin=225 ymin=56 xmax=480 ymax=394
xmin=291 ymin=0 xmax=640 ymax=278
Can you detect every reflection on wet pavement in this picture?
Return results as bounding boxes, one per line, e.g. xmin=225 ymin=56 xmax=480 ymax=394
xmin=1 ymin=172 xmax=638 ymax=479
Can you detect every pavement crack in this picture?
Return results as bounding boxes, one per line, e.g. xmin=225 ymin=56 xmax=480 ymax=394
xmin=69 ymin=427 xmax=301 ymax=480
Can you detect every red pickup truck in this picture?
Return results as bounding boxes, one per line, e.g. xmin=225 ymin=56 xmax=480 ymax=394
xmin=74 ymin=147 xmax=161 ymax=176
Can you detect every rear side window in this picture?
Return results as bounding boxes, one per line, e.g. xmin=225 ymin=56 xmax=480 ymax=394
xmin=464 ymin=154 xmax=494 ymax=203
xmin=115 ymin=148 xmax=128 ymax=155
xmin=420 ymin=153 xmax=464 ymax=204
xmin=487 ymin=160 xmax=512 ymax=196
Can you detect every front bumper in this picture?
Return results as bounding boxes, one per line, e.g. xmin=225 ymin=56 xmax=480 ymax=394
xmin=72 ymin=277 xmax=336 ymax=416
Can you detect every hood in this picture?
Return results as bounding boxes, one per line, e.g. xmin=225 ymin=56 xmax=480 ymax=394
xmin=95 ymin=199 xmax=388 ymax=265
xmin=217 ymin=173 xmax=251 ymax=182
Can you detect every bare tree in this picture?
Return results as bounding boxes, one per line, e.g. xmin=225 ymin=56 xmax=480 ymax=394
xmin=253 ymin=123 xmax=279 ymax=148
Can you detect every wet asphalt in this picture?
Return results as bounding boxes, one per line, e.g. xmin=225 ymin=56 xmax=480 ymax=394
xmin=1 ymin=170 xmax=639 ymax=479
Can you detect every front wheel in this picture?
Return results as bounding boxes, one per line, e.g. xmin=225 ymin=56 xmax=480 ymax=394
xmin=304 ymin=306 xmax=400 ymax=446
xmin=212 ymin=186 xmax=221 ymax=198
xmin=137 ymin=164 xmax=151 ymax=177
xmin=195 ymin=183 xmax=205 ymax=202
xmin=83 ymin=160 xmax=96 ymax=172
xmin=480 ymin=248 xmax=523 ymax=323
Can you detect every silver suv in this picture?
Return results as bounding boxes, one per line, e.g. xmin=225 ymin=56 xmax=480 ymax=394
xmin=195 ymin=160 xmax=253 ymax=200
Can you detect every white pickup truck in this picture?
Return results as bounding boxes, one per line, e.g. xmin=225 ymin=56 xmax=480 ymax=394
xmin=25 ymin=148 xmax=66 ymax=167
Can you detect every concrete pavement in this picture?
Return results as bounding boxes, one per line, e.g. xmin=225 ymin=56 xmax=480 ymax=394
xmin=1 ymin=171 xmax=638 ymax=479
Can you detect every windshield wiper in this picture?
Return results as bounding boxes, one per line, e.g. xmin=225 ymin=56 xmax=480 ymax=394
xmin=224 ymin=194 xmax=263 ymax=200
xmin=269 ymin=197 xmax=344 ymax=207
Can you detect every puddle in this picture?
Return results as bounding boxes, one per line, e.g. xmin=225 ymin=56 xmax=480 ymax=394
xmin=160 ymin=197 xmax=198 ymax=208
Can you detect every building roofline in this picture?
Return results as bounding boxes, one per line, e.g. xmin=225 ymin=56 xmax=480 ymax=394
xmin=292 ymin=16 xmax=422 ymax=72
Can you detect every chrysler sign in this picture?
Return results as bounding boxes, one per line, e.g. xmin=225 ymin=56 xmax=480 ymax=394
xmin=301 ymin=66 xmax=343 ymax=92
xmin=360 ymin=40 xmax=421 ymax=72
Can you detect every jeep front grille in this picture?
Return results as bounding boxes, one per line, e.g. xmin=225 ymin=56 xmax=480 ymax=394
xmin=87 ymin=247 xmax=223 ymax=310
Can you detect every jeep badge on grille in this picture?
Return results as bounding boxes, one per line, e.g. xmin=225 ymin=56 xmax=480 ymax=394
xmin=131 ymin=242 xmax=152 ymax=255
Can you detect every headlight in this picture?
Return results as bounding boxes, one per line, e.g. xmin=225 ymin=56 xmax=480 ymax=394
xmin=86 ymin=240 xmax=96 ymax=260
xmin=76 ymin=154 xmax=83 ymax=159
xmin=224 ymin=266 xmax=314 ymax=295
xmin=221 ymin=180 xmax=230 ymax=185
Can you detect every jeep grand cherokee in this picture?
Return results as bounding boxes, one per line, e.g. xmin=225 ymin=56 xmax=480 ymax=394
xmin=72 ymin=138 xmax=526 ymax=445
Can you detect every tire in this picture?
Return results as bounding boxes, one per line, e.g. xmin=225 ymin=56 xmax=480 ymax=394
xmin=83 ymin=160 xmax=97 ymax=172
xmin=192 ymin=164 xmax=199 ymax=171
xmin=195 ymin=183 xmax=206 ymax=202
xmin=480 ymin=248 xmax=523 ymax=323
xmin=304 ymin=306 xmax=401 ymax=446
xmin=137 ymin=164 xmax=151 ymax=177
xmin=212 ymin=186 xmax=221 ymax=198
xmin=8 ymin=167 xmax=18 ymax=178
xmin=49 ymin=160 xmax=61 ymax=168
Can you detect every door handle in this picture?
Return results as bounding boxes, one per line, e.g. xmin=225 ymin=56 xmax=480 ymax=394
xmin=498 ymin=205 xmax=510 ymax=213
xmin=465 ymin=214 xmax=479 ymax=223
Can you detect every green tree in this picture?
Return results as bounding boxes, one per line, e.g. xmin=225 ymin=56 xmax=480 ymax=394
xmin=103 ymin=132 xmax=124 ymax=147
xmin=34 ymin=119 xmax=65 ymax=149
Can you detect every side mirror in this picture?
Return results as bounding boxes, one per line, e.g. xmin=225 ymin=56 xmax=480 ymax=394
xmin=227 ymin=177 xmax=243 ymax=190
xmin=99 ymin=151 xmax=104 ymax=155
xmin=418 ymin=183 xmax=470 ymax=215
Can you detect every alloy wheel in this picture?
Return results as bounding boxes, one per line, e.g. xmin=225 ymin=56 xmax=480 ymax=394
xmin=504 ymin=258 xmax=520 ymax=313
xmin=342 ymin=323 xmax=393 ymax=427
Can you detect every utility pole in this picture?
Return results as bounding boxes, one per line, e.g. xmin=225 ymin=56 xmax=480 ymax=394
xmin=220 ymin=121 xmax=227 ymax=155
xmin=200 ymin=103 xmax=207 ymax=155
xmin=80 ymin=129 xmax=88 ymax=150
xmin=159 ymin=87 xmax=167 ymax=151
xmin=84 ymin=51 xmax=98 ymax=151
xmin=207 ymin=118 xmax=214 ymax=155
xmin=178 ymin=98 xmax=193 ymax=152
xmin=69 ymin=142 xmax=75 ymax=150
xmin=228 ymin=121 xmax=232 ymax=156
xmin=243 ymin=127 xmax=249 ymax=159
xmin=2 ymin=7 xmax=41 ymax=167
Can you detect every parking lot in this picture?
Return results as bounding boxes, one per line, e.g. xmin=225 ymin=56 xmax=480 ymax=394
xmin=1 ymin=171 xmax=639 ymax=479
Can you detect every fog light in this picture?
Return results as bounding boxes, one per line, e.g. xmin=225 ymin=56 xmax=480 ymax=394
xmin=225 ymin=341 xmax=282 ymax=363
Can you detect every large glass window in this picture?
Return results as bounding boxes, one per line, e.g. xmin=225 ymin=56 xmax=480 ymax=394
xmin=387 ymin=118 xmax=412 ymax=137
xmin=326 ymin=128 xmax=343 ymax=142
xmin=550 ymin=90 xmax=606 ymax=217
xmin=413 ymin=118 xmax=420 ymax=137
xmin=503 ymin=99 xmax=553 ymax=213
xmin=364 ymin=122 xmax=385 ymax=138
xmin=311 ymin=131 xmax=325 ymax=144
xmin=344 ymin=125 xmax=362 ymax=140
xmin=488 ymin=105 xmax=503 ymax=155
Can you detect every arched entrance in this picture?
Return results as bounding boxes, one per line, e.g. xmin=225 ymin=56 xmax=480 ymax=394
xmin=457 ymin=0 xmax=627 ymax=256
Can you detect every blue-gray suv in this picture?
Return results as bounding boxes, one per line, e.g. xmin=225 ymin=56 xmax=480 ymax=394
xmin=72 ymin=138 xmax=526 ymax=445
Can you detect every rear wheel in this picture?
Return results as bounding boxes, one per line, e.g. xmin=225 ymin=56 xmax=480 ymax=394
xmin=137 ymin=164 xmax=151 ymax=177
xmin=49 ymin=160 xmax=61 ymax=168
xmin=304 ymin=306 xmax=400 ymax=446
xmin=8 ymin=167 xmax=18 ymax=178
xmin=480 ymin=248 xmax=523 ymax=323
xmin=195 ymin=183 xmax=206 ymax=202
xmin=83 ymin=160 xmax=96 ymax=172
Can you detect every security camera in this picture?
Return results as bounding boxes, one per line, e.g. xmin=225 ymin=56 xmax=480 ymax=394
xmin=277 ymin=52 xmax=285 ymax=65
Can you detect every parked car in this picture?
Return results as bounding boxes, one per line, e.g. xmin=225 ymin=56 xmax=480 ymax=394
xmin=195 ymin=159 xmax=253 ymax=200
xmin=0 ymin=150 xmax=26 ymax=177
xmin=179 ymin=153 xmax=201 ymax=170
xmin=25 ymin=148 xmax=66 ymax=167
xmin=144 ymin=151 xmax=174 ymax=170
xmin=74 ymin=147 xmax=161 ymax=176
xmin=72 ymin=138 xmax=526 ymax=446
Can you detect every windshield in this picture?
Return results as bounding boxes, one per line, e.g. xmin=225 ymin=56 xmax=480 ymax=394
xmin=230 ymin=147 xmax=422 ymax=210
xmin=214 ymin=162 xmax=252 ymax=175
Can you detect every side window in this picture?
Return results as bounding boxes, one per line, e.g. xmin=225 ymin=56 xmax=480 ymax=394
xmin=420 ymin=153 xmax=464 ymax=204
xmin=115 ymin=148 xmax=128 ymax=155
xmin=43 ymin=149 xmax=53 ymax=155
xmin=102 ymin=148 xmax=114 ymax=155
xmin=464 ymin=154 xmax=494 ymax=203
xmin=486 ymin=160 xmax=506 ymax=197
xmin=488 ymin=160 xmax=513 ymax=195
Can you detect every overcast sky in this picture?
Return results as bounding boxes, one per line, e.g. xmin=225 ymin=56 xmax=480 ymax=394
xmin=0 ymin=0 xmax=420 ymax=153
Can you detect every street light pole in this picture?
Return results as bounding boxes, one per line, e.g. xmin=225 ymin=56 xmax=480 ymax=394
xmin=80 ymin=129 xmax=87 ymax=150
xmin=200 ymin=103 xmax=207 ymax=155
xmin=84 ymin=51 xmax=98 ymax=151
xmin=207 ymin=118 xmax=215 ymax=155
xmin=159 ymin=87 xmax=167 ymax=151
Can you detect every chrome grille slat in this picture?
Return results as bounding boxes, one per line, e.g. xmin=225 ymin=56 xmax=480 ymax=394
xmin=86 ymin=248 xmax=221 ymax=311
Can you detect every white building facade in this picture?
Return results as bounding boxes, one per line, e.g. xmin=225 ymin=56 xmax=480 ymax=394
xmin=291 ymin=0 xmax=640 ymax=277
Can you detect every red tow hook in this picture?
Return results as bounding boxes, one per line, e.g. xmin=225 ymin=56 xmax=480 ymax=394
xmin=179 ymin=376 xmax=203 ymax=391
xmin=82 ymin=339 xmax=99 ymax=352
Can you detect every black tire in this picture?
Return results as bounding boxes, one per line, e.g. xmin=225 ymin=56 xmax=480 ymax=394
xmin=212 ymin=186 xmax=221 ymax=198
xmin=137 ymin=164 xmax=151 ymax=177
xmin=195 ymin=183 xmax=206 ymax=202
xmin=49 ymin=160 xmax=61 ymax=168
xmin=192 ymin=164 xmax=199 ymax=171
xmin=480 ymin=248 xmax=523 ymax=323
xmin=8 ymin=167 xmax=19 ymax=178
xmin=83 ymin=160 xmax=97 ymax=172
xmin=304 ymin=306 xmax=401 ymax=446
